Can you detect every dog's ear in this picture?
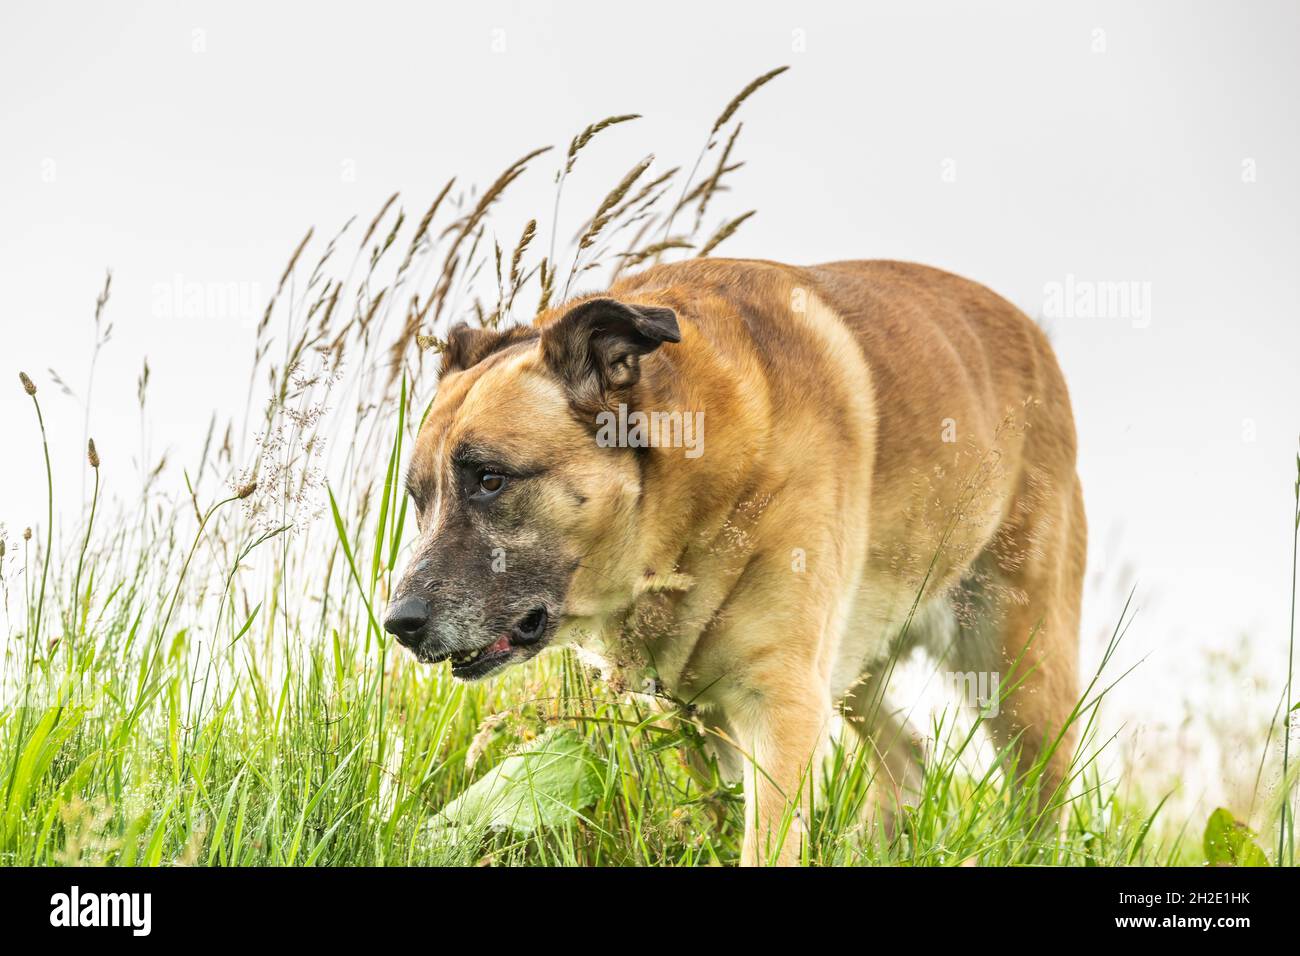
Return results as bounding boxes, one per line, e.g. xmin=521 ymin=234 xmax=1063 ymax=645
xmin=441 ymin=322 xmax=536 ymax=375
xmin=541 ymin=298 xmax=680 ymax=409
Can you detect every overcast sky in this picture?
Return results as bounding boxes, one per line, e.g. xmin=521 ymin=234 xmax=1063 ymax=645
xmin=2 ymin=1 xmax=1298 ymax=750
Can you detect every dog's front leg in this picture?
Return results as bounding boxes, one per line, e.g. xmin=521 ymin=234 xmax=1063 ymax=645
xmin=731 ymin=685 xmax=830 ymax=866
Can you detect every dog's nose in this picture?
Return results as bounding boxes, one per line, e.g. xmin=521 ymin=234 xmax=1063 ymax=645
xmin=384 ymin=596 xmax=431 ymax=647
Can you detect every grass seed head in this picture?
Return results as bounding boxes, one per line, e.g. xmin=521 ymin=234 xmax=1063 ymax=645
xmin=236 ymin=480 xmax=258 ymax=500
xmin=87 ymin=438 xmax=100 ymax=469
xmin=711 ymin=65 xmax=789 ymax=135
xmin=19 ymin=371 xmax=36 ymax=395
xmin=23 ymin=527 xmax=32 ymax=541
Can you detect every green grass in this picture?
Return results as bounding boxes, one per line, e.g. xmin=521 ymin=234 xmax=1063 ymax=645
xmin=1 ymin=70 xmax=1295 ymax=868
xmin=0 ymin=470 xmax=1197 ymax=868
xmin=3 ymin=363 xmax=1291 ymax=868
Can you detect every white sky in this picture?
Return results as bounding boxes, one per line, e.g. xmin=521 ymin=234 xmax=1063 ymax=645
xmin=2 ymin=1 xmax=1298 ymax=760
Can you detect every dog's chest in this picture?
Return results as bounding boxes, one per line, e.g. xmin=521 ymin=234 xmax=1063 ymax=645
xmin=562 ymin=588 xmax=703 ymax=699
xmin=571 ymin=644 xmax=661 ymax=696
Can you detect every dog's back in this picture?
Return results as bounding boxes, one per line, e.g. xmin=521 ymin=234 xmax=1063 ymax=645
xmin=610 ymin=257 xmax=1085 ymax=811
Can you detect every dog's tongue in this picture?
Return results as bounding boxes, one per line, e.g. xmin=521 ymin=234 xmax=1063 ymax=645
xmin=488 ymin=635 xmax=511 ymax=654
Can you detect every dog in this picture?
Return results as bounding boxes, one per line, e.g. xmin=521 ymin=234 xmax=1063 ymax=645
xmin=385 ymin=258 xmax=1085 ymax=865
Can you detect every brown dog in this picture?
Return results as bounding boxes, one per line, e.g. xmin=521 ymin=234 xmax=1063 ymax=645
xmin=386 ymin=258 xmax=1085 ymax=865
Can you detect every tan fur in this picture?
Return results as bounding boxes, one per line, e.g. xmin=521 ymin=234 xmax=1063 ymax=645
xmin=403 ymin=258 xmax=1085 ymax=865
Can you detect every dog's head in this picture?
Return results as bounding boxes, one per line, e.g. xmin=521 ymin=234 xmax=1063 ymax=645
xmin=384 ymin=297 xmax=680 ymax=679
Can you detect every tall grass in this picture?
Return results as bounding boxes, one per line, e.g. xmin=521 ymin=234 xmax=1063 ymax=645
xmin=0 ymin=70 xmax=1295 ymax=867
xmin=1278 ymin=443 xmax=1299 ymax=865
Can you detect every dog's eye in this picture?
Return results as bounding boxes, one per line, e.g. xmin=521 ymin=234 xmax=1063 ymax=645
xmin=475 ymin=472 xmax=507 ymax=499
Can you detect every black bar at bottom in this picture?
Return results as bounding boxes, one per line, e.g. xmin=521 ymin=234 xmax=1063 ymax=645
xmin=0 ymin=865 xmax=1284 ymax=941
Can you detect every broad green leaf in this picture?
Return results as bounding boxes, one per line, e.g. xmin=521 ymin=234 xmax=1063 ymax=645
xmin=434 ymin=728 xmax=601 ymax=835
xmin=1203 ymin=807 xmax=1270 ymax=866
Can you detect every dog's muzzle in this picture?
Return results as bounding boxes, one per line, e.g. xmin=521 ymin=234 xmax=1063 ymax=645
xmin=382 ymin=597 xmax=553 ymax=680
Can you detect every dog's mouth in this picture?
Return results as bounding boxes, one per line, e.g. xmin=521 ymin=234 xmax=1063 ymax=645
xmin=446 ymin=607 xmax=550 ymax=680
